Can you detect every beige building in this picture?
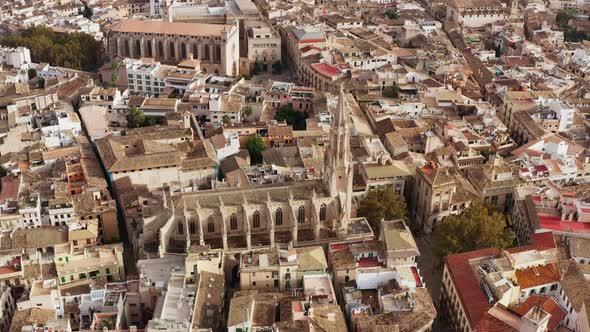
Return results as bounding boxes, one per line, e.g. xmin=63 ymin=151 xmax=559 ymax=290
xmin=156 ymin=88 xmax=373 ymax=255
xmin=245 ymin=21 xmax=281 ymax=72
xmin=466 ymin=155 xmax=522 ymax=214
xmin=239 ymin=246 xmax=328 ymax=290
xmin=96 ymin=124 xmax=218 ymax=191
xmin=107 ymin=19 xmax=240 ymax=76
xmin=410 ymin=163 xmax=477 ymax=233
xmin=54 ymin=244 xmax=125 ymax=285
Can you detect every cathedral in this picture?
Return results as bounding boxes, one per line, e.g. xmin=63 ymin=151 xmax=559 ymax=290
xmin=157 ymin=87 xmax=373 ymax=255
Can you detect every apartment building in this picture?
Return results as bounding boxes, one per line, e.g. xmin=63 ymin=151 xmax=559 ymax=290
xmin=240 ymin=246 xmax=328 ymax=291
xmin=55 ymin=244 xmax=125 ymax=286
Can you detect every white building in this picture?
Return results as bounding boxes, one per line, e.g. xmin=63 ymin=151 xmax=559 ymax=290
xmin=125 ymin=59 xmax=169 ymax=95
xmin=146 ymin=275 xmax=196 ymax=332
xmin=211 ymin=132 xmax=240 ymax=161
xmin=0 ymin=284 xmax=15 ymax=332
xmin=0 ymin=46 xmax=31 ymax=68
xmin=36 ymin=111 xmax=82 ymax=148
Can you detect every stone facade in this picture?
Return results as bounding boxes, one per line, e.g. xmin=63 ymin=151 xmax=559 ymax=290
xmin=107 ymin=20 xmax=240 ymax=76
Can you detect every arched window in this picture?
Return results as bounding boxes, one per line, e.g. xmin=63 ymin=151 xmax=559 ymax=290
xmin=135 ymin=39 xmax=141 ymax=57
xmin=275 ymin=208 xmax=283 ymax=226
xmin=230 ymin=213 xmax=238 ymax=230
xmin=169 ymin=42 xmax=175 ymax=59
xmin=204 ymin=44 xmax=210 ymax=60
xmin=215 ymin=44 xmax=222 ymax=63
xmin=189 ymin=221 xmax=196 ymax=234
xmin=298 ymin=206 xmax=305 ymax=224
xmin=193 ymin=44 xmax=199 ymax=59
xmin=181 ymin=43 xmax=187 ymax=59
xmin=124 ymin=40 xmax=130 ymax=57
xmin=207 ymin=217 xmax=215 ymax=233
xmin=147 ymin=40 xmax=153 ymax=57
xmin=158 ymin=41 xmax=164 ymax=58
xmin=253 ymin=210 xmax=260 ymax=228
xmin=178 ymin=222 xmax=184 ymax=235
xmin=320 ymin=203 xmax=327 ymax=221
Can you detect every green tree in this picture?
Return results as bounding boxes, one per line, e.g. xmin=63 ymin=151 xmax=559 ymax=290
xmin=0 ymin=26 xmax=105 ymax=72
xmin=126 ymin=107 xmax=145 ymax=128
xmin=27 ymin=68 xmax=37 ymax=80
xmin=242 ymin=105 xmax=253 ymax=118
xmin=434 ymin=200 xmax=515 ymax=257
xmin=245 ymin=136 xmax=266 ymax=164
xmin=385 ymin=10 xmax=400 ymax=20
xmin=222 ymin=115 xmax=231 ymax=126
xmin=274 ymin=105 xmax=307 ymax=130
xmin=357 ymin=188 xmax=408 ymax=235
xmin=83 ymin=4 xmax=93 ymax=19
xmin=383 ymin=82 xmax=400 ymax=98
xmin=37 ymin=78 xmax=45 ymax=89
xmin=0 ymin=166 xmax=7 ymax=178
xmin=111 ymin=60 xmax=120 ymax=86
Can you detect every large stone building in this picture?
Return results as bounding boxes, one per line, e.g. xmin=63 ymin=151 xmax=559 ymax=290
xmin=107 ymin=19 xmax=240 ymax=76
xmin=156 ymin=88 xmax=373 ymax=255
xmin=446 ymin=0 xmax=505 ymax=28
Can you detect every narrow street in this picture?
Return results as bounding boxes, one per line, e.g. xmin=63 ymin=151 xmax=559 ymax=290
xmin=416 ymin=234 xmax=452 ymax=332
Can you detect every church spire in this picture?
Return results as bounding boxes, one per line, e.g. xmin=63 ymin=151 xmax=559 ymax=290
xmin=324 ymin=85 xmax=353 ymax=231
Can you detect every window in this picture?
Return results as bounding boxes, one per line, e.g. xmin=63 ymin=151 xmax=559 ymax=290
xmin=190 ymin=222 xmax=196 ymax=234
xmin=550 ymin=284 xmax=558 ymax=291
xmin=230 ymin=213 xmax=238 ymax=230
xmin=320 ymin=203 xmax=327 ymax=221
xmin=178 ymin=222 xmax=184 ymax=235
xmin=253 ymin=210 xmax=260 ymax=228
xmin=208 ymin=218 xmax=215 ymax=233
xmin=275 ymin=208 xmax=283 ymax=225
xmin=298 ymin=206 xmax=305 ymax=224
xmin=540 ymin=287 xmax=546 ymax=294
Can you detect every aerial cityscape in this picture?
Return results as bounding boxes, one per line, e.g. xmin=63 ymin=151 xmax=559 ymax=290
xmin=0 ymin=0 xmax=589 ymax=331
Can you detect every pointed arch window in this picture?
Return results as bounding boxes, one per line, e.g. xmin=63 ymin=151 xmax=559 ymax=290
xmin=178 ymin=222 xmax=184 ymax=235
xmin=230 ymin=213 xmax=238 ymax=230
xmin=298 ymin=206 xmax=305 ymax=224
xmin=207 ymin=217 xmax=215 ymax=233
xmin=189 ymin=221 xmax=196 ymax=234
xmin=275 ymin=208 xmax=283 ymax=226
xmin=320 ymin=203 xmax=327 ymax=221
xmin=253 ymin=210 xmax=260 ymax=228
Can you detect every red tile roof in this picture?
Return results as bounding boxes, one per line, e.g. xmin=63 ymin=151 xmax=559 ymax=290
xmin=531 ymin=232 xmax=556 ymax=251
xmin=514 ymin=262 xmax=560 ymax=289
xmin=538 ymin=215 xmax=590 ymax=232
xmin=0 ymin=176 xmax=20 ymax=202
xmin=515 ymin=296 xmax=565 ymax=330
xmin=444 ymin=248 xmax=502 ymax=327
xmin=311 ymin=63 xmax=341 ymax=78
xmin=472 ymin=311 xmax=515 ymax=332
xmin=411 ymin=267 xmax=423 ymax=287
xmin=357 ymin=257 xmax=382 ymax=268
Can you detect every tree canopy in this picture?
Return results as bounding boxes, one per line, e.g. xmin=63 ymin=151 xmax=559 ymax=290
xmin=357 ymin=188 xmax=408 ymax=235
xmin=245 ymin=136 xmax=266 ymax=165
xmin=556 ymin=9 xmax=588 ymax=42
xmin=274 ymin=105 xmax=307 ymax=130
xmin=0 ymin=26 xmax=105 ymax=72
xmin=383 ymin=82 xmax=400 ymax=98
xmin=385 ymin=10 xmax=400 ymax=20
xmin=433 ymin=200 xmax=515 ymax=257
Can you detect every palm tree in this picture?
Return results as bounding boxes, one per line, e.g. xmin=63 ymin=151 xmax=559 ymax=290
xmin=222 ymin=115 xmax=231 ymax=126
xmin=242 ymin=105 xmax=253 ymax=118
